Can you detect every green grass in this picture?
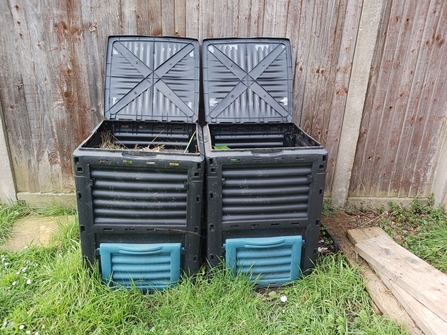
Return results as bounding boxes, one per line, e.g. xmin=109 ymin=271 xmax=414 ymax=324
xmin=384 ymin=195 xmax=447 ymax=272
xmin=0 ymin=202 xmax=33 ymax=244
xmin=349 ymin=195 xmax=447 ymax=273
xmin=0 ymin=202 xmax=408 ymax=334
xmin=322 ymin=199 xmax=337 ymax=217
xmin=0 ymin=202 xmax=76 ymax=245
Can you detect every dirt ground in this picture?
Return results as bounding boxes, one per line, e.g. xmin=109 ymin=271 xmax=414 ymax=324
xmin=320 ymin=208 xmax=420 ymax=253
xmin=0 ymin=216 xmax=74 ymax=252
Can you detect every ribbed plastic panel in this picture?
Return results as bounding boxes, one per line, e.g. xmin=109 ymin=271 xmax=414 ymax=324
xmin=221 ymin=165 xmax=311 ymax=223
xmin=225 ymin=236 xmax=303 ymax=287
xmin=100 ymin=242 xmax=182 ymax=291
xmin=105 ymin=36 xmax=199 ymax=123
xmin=209 ymin=123 xmax=319 ymax=149
xmin=91 ymin=167 xmax=188 ymax=226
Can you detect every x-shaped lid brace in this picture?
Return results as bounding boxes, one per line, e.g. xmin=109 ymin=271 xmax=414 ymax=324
xmin=107 ymin=42 xmax=196 ymax=120
xmin=207 ymin=43 xmax=290 ymax=120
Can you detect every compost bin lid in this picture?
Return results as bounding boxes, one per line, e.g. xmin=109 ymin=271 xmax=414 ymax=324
xmin=104 ymin=36 xmax=199 ymax=122
xmin=202 ymin=38 xmax=293 ymax=124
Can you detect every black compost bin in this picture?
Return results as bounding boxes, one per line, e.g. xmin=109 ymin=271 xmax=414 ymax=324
xmin=202 ymin=38 xmax=327 ymax=286
xmin=73 ymin=36 xmax=204 ymax=291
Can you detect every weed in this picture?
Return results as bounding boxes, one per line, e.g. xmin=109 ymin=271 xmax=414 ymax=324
xmin=391 ymin=195 xmax=447 ymax=272
xmin=276 ymin=254 xmax=406 ymax=334
xmin=322 ymin=199 xmax=336 ymax=216
xmin=358 ymin=194 xmax=447 ymax=272
xmin=319 ymin=225 xmax=337 ymax=254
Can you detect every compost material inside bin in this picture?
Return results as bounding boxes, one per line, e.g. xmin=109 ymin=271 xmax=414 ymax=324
xmin=84 ymin=121 xmax=199 ymax=153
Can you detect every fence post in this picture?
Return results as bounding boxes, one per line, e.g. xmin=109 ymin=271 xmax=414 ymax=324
xmin=0 ymin=102 xmax=17 ymax=203
xmin=331 ymin=0 xmax=386 ymax=208
xmin=432 ymin=117 xmax=447 ymax=206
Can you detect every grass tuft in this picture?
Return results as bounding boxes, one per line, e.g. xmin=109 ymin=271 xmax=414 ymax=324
xmin=351 ymin=194 xmax=447 ymax=273
xmin=0 ymin=201 xmax=76 ymax=245
xmin=275 ymin=255 xmax=406 ymax=334
xmin=378 ymin=195 xmax=447 ymax=272
xmin=31 ymin=205 xmax=77 ymax=217
xmin=0 ymin=202 xmax=33 ymax=244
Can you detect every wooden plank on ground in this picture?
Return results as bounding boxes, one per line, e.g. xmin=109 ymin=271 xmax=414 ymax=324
xmin=347 ymin=226 xmax=387 ymax=245
xmin=384 ymin=276 xmax=447 ymax=335
xmin=322 ymin=214 xmax=421 ymax=335
xmin=349 ymin=228 xmax=447 ymax=335
xmin=355 ymin=232 xmax=447 ymax=324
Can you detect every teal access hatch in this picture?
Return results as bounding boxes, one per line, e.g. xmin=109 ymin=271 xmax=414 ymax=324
xmin=99 ymin=242 xmax=182 ymax=291
xmin=224 ymin=235 xmax=303 ymax=287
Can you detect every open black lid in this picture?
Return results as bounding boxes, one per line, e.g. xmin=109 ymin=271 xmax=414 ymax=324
xmin=104 ymin=36 xmax=199 ymax=122
xmin=202 ymin=38 xmax=293 ymax=124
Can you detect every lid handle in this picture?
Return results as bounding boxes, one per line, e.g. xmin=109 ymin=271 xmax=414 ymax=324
xmin=119 ymin=246 xmax=163 ymax=255
xmin=251 ymin=149 xmax=284 ymax=156
xmin=244 ymin=239 xmax=286 ymax=249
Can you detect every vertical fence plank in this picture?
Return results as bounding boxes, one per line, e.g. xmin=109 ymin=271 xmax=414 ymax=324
xmin=285 ymin=0 xmax=302 ymax=73
xmin=80 ymin=0 xmax=110 ymax=126
xmin=148 ymin=0 xmax=163 ymax=35
xmin=162 ymin=0 xmax=175 ymax=36
xmin=6 ymin=0 xmax=42 ymax=193
xmin=262 ymin=0 xmax=276 ymax=37
xmin=212 ymin=0 xmax=227 ymax=38
xmin=390 ymin=1 xmax=437 ymax=197
xmin=121 ymin=0 xmax=138 ymax=34
xmin=312 ymin=0 xmax=332 ymax=142
xmin=324 ymin=0 xmax=363 ymax=195
xmin=374 ymin=1 xmax=429 ymax=197
xmin=293 ymin=0 xmax=315 ymax=124
xmin=186 ymin=0 xmax=200 ymax=39
xmin=0 ymin=3 xmax=18 ymax=200
xmin=199 ymin=0 xmax=212 ymax=40
xmin=272 ymin=0 xmax=289 ymax=37
xmin=249 ymin=0 xmax=265 ymax=36
xmin=237 ymin=0 xmax=250 ymax=37
xmin=136 ymin=1 xmax=150 ymax=34
xmin=349 ymin=0 xmax=400 ymax=198
xmin=0 ymin=0 xmax=32 ymax=193
xmin=405 ymin=0 xmax=447 ymax=198
xmin=175 ymin=0 xmax=187 ymax=36
xmin=226 ymin=0 xmax=237 ymax=37
xmin=432 ymin=116 xmax=447 ymax=205
xmin=61 ymin=0 xmax=96 ymax=190
xmin=306 ymin=0 xmax=335 ymax=141
xmin=11 ymin=0 xmax=66 ymax=193
xmin=0 ymin=101 xmax=16 ymax=201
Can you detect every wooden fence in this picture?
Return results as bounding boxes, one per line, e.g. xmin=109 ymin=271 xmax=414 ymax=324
xmin=350 ymin=0 xmax=447 ymax=201
xmin=0 ymin=0 xmax=446 ymax=207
